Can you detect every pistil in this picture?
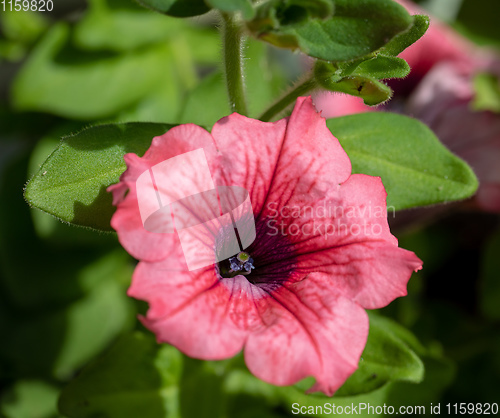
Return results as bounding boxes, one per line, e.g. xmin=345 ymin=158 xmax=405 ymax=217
xmin=228 ymin=251 xmax=255 ymax=275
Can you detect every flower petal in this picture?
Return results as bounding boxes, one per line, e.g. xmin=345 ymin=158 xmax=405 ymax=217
xmin=130 ymin=259 xmax=266 ymax=359
xmin=261 ymin=173 xmax=422 ymax=309
xmin=313 ymin=92 xmax=371 ymax=119
xmin=259 ymin=97 xmax=351 ymax=217
xmin=244 ymin=274 xmax=368 ymax=396
xmin=213 ymin=97 xmax=351 ymax=219
xmin=262 ymin=174 xmax=397 ymax=257
xmin=297 ymin=241 xmax=422 ymax=310
xmin=109 ymin=124 xmax=217 ymax=261
xmin=211 ymin=114 xmax=288 ymax=216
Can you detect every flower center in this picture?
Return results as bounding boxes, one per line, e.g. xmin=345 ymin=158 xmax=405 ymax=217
xmin=232 ymin=251 xmax=255 ymax=273
xmin=216 ymin=218 xmax=298 ymax=290
xmin=220 ymin=251 xmax=255 ymax=278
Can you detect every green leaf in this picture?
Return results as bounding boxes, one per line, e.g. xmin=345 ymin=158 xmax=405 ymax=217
xmin=248 ymin=0 xmax=333 ymax=32
xmin=1 ymin=9 xmax=48 ymax=45
xmin=115 ymin=38 xmax=186 ymax=123
xmin=353 ymin=55 xmax=411 ymax=80
xmin=51 ymin=253 xmax=135 ymax=379
xmin=27 ymin=124 xmax=125 ymax=245
xmin=365 ymin=313 xmax=427 ymax=356
xmin=387 ymin=355 xmax=455 ymax=407
xmin=472 ymin=72 xmax=500 ymax=113
xmin=373 ymin=311 xmax=455 ymax=406
xmin=59 ymin=333 xmax=182 ymax=418
xmin=136 ymin=0 xmax=210 ymax=17
xmin=319 ymin=74 xmax=393 ymax=106
xmin=326 ymin=112 xmax=479 ymax=210
xmin=179 ymin=71 xmax=230 ymax=126
xmin=283 ymin=0 xmax=334 ymax=20
xmin=179 ymin=358 xmax=226 ymax=418
xmin=288 ymin=383 xmax=396 ymax=415
xmin=0 ymin=39 xmax=26 ymax=62
xmin=74 ymin=0 xmax=187 ymax=52
xmin=0 ymin=9 xmax=49 ymax=61
xmin=182 ymin=28 xmax=221 ymax=65
xmin=480 ymin=229 xmax=500 ymax=320
xmin=244 ymin=39 xmax=289 ymax=117
xmin=25 ymin=123 xmax=174 ymax=231
xmin=206 ymin=0 xmax=255 ymax=19
xmin=0 ymin=155 xmax=114 ymax=311
xmin=249 ymin=0 xmax=412 ymax=62
xmin=11 ymin=24 xmax=176 ymax=120
xmin=116 ymin=71 xmax=183 ymax=124
xmin=381 ymin=14 xmax=430 ymax=57
xmin=313 ymin=55 xmax=408 ymax=105
xmin=0 ymin=380 xmax=61 ymax=418
xmin=335 ymin=313 xmax=424 ymax=397
xmin=0 ymin=249 xmax=134 ymax=380
xmin=223 ymin=369 xmax=288 ymax=415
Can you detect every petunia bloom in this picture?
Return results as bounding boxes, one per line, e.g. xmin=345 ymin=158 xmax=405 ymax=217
xmin=313 ymin=0 xmax=500 ymax=213
xmin=109 ymin=97 xmax=422 ymax=395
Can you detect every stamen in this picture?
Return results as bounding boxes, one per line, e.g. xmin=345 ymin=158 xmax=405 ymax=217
xmin=227 ymin=251 xmax=255 ymax=275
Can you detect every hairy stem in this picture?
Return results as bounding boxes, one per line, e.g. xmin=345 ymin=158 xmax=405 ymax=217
xmin=221 ymin=12 xmax=248 ymax=116
xmin=258 ymin=76 xmax=319 ymax=122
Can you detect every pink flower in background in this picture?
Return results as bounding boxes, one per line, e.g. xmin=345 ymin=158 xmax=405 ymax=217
xmin=407 ymin=62 xmax=500 ymax=212
xmin=392 ymin=0 xmax=475 ymax=94
xmin=109 ymin=97 xmax=422 ymax=395
xmin=313 ymin=0 xmax=500 ymax=212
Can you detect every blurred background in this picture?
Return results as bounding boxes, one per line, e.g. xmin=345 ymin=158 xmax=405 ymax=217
xmin=1 ymin=0 xmax=499 ymax=416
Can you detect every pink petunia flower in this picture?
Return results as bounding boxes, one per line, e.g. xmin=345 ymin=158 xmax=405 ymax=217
xmin=313 ymin=0 xmax=500 ymax=213
xmin=392 ymin=0 xmax=475 ymax=95
xmin=109 ymin=97 xmax=422 ymax=395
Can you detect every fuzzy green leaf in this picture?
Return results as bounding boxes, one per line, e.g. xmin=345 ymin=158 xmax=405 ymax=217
xmin=354 ymin=55 xmax=411 ymax=80
xmin=319 ymin=74 xmax=393 ymax=106
xmin=381 ymin=14 xmax=430 ymax=56
xmin=24 ymin=123 xmax=174 ymax=231
xmin=136 ymin=0 xmax=210 ymax=17
xmin=327 ymin=112 xmax=479 ymax=210
xmin=249 ymin=0 xmax=412 ymax=62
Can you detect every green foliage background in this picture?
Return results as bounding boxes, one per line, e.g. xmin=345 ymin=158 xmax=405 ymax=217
xmin=0 ymin=0 xmax=499 ymax=417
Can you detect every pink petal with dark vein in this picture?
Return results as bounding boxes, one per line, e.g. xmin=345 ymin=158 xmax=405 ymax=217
xmin=261 ymin=97 xmax=351 ymax=211
xmin=245 ymin=275 xmax=368 ymax=396
xmin=213 ymin=97 xmax=351 ymax=219
xmin=132 ymin=261 xmax=268 ymax=359
xmin=264 ymin=174 xmax=397 ymax=258
xmin=211 ymin=114 xmax=288 ymax=216
xmin=108 ymin=124 xmax=217 ymax=262
xmin=296 ymin=241 xmax=422 ymax=309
